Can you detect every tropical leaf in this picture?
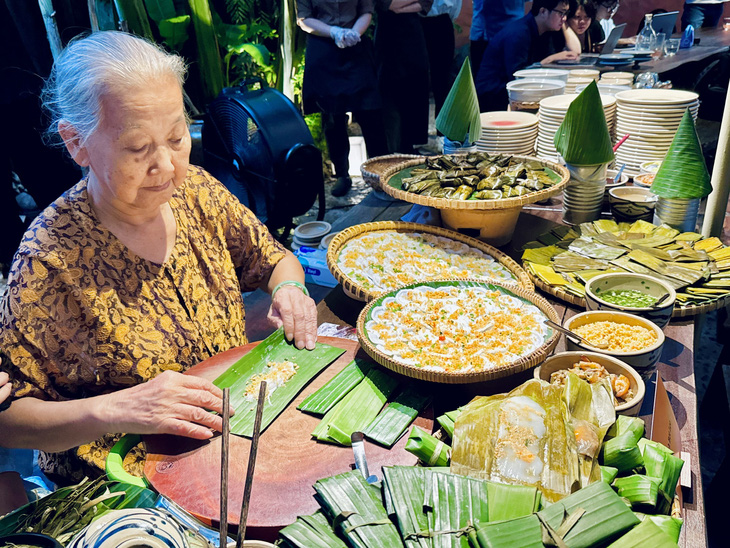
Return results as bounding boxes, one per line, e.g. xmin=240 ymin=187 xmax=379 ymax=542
xmin=143 ymin=0 xmax=177 ymax=22
xmin=158 ymin=15 xmax=191 ymax=51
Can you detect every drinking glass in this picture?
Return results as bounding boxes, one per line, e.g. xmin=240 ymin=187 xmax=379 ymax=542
xmin=652 ymin=33 xmax=666 ymax=59
xmin=664 ymin=38 xmax=680 ymax=57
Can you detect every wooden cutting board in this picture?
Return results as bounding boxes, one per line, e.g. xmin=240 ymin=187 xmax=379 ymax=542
xmin=144 ymin=336 xmax=433 ymax=538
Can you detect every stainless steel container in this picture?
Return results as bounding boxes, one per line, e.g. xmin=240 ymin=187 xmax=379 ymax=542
xmin=562 ymin=163 xmax=608 ymax=225
xmin=653 ymin=197 xmax=701 ymax=232
xmin=442 ymin=136 xmax=477 ymax=155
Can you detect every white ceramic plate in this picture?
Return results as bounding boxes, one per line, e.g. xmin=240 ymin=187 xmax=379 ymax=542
xmin=479 ymin=111 xmax=539 ymax=130
xmin=615 ymin=89 xmax=699 ymax=105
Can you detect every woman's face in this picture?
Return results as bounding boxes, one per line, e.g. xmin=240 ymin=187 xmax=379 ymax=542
xmin=569 ymin=6 xmax=592 ymax=35
xmin=74 ymin=75 xmax=191 ymax=213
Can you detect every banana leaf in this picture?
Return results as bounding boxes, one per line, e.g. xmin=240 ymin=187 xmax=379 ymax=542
xmin=298 ymin=358 xmax=373 ymax=415
xmin=314 ymin=470 xmax=404 ymax=548
xmin=606 ymin=517 xmax=679 ymax=547
xmin=636 ymin=514 xmax=683 ymax=543
xmin=364 ymin=386 xmax=432 ymax=447
xmin=651 ymin=110 xmax=712 ymax=199
xmin=382 ymin=466 xmax=430 ymax=548
xmin=486 ymin=482 xmax=541 ymax=522
xmin=406 ymin=426 xmax=451 ymax=466
xmin=450 ymin=379 xmax=580 ymax=502
xmin=278 ymin=510 xmax=348 ymax=548
xmin=437 ymin=408 xmax=464 ymax=440
xmin=435 ymin=58 xmax=481 ymax=145
xmin=601 ymin=432 xmax=644 ymax=473
xmin=188 ymin=0 xmax=225 ymax=103
xmin=612 ymin=475 xmax=660 ymax=511
xmin=312 ymin=368 xmax=398 ymax=445
xmin=641 ymin=443 xmax=684 ymax=514
xmin=554 ymin=81 xmax=615 ymax=166
xmin=426 ymin=469 xmax=490 ymax=548
xmin=601 ymin=465 xmax=619 ymax=484
xmin=471 ymin=516 xmax=544 ymax=548
xmin=213 ymin=328 xmax=345 ymax=437
xmin=569 ymin=238 xmax=627 ymax=260
xmin=537 ymin=480 xmax=640 ymax=548
xmin=606 ymin=415 xmax=645 ymax=444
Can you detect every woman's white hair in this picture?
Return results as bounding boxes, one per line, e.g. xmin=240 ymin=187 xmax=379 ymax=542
xmin=42 ymin=31 xmax=187 ymax=146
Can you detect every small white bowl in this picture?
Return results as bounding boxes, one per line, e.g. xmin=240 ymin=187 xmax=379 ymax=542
xmin=608 ymin=186 xmax=657 ymax=223
xmin=513 ymin=68 xmax=570 ymax=82
xmin=563 ymin=310 xmax=665 ymax=381
xmin=319 ymin=232 xmax=339 ymax=250
xmin=507 ymin=78 xmax=567 ymax=102
xmin=535 ymin=351 xmax=645 ymax=415
xmin=293 ymin=221 xmax=331 ymax=243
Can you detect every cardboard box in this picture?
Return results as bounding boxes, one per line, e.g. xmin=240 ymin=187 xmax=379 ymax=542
xmin=294 ymin=247 xmax=338 ymax=288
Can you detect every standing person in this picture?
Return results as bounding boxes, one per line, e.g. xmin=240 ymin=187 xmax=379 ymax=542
xmin=682 ymin=0 xmax=730 ymax=30
xmin=476 ymin=0 xmax=579 ymax=112
xmin=0 ymin=31 xmax=317 ymax=484
xmin=297 ymin=0 xmax=388 ymax=197
xmin=470 ymin=1 xmax=527 ymax=77
xmin=374 ymin=0 xmax=434 ymax=154
xmin=567 ymin=0 xmax=604 ymax=52
xmin=422 ymin=0 xmax=463 ymax=117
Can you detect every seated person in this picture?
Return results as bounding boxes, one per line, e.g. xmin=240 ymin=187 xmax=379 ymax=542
xmin=0 ymin=31 xmax=318 ymax=485
xmin=567 ymin=0 xmax=605 ymax=52
xmin=476 ymin=0 xmax=578 ymax=111
xmin=596 ymin=0 xmax=619 ymax=38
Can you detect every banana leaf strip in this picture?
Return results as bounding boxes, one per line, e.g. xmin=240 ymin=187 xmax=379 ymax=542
xmin=406 ymin=425 xmax=451 ymax=466
xmin=553 ymin=251 xmax=612 ymax=272
xmin=486 ymin=482 xmax=541 ymax=522
xmin=278 ymin=511 xmax=348 ymax=548
xmin=537 ymin=480 xmax=640 ymax=548
xmin=606 ymin=516 xmax=679 ymax=547
xmin=450 ymin=380 xmax=580 ymax=502
xmin=593 ymin=219 xmax=620 ymax=234
xmin=568 ymin=238 xmax=627 ymax=261
xmin=298 ymin=358 xmax=373 ymax=415
xmin=382 ymin=466 xmax=430 ymax=548
xmin=472 ymin=515 xmax=544 ymax=548
xmin=314 ymin=471 xmax=404 ymax=548
xmin=312 ymin=368 xmax=398 ymax=445
xmin=600 ymin=466 xmax=618 ymax=484
xmin=636 ymin=514 xmax=683 ymax=543
xmin=609 ymin=257 xmax=686 ymax=290
xmin=364 ymin=386 xmax=432 ymax=447
xmin=612 ymin=475 xmax=660 ymax=510
xmin=213 ymin=328 xmax=345 ymax=437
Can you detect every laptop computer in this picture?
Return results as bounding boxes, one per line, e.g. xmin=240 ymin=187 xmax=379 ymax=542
xmin=554 ymin=23 xmax=626 ymax=65
xmin=652 ymin=11 xmax=679 ymax=36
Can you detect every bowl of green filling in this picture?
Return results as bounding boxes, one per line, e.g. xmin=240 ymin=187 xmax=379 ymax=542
xmin=584 ymin=273 xmax=676 ymax=329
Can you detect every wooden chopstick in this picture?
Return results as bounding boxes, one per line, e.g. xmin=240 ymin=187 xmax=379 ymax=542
xmin=236 ymin=380 xmax=267 ymax=548
xmin=220 ymin=387 xmax=230 ymax=548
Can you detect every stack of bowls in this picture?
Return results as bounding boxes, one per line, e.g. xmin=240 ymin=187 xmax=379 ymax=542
xmin=476 ymin=111 xmax=539 ymax=155
xmin=292 ymin=221 xmax=332 ymax=251
xmin=614 ymin=89 xmax=700 ymax=176
xmin=513 ymin=68 xmax=570 ymax=82
xmin=569 ymin=69 xmax=600 ymax=81
xmin=536 ymin=93 xmax=617 ymax=160
xmin=506 ymin=79 xmax=566 ymax=110
xmin=565 ymin=77 xmax=594 ymax=94
xmin=601 ymin=71 xmax=634 ymax=87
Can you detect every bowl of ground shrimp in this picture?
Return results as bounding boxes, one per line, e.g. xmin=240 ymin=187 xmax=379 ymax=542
xmin=535 ymin=351 xmax=645 ymax=415
xmin=563 ymin=310 xmax=665 ymax=381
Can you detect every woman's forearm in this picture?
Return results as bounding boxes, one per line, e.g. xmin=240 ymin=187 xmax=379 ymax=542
xmin=297 ymin=17 xmax=334 ymax=38
xmin=563 ymin=25 xmax=581 ymax=53
xmin=353 ymin=14 xmax=372 ymax=36
xmin=266 ymin=251 xmax=306 ymax=294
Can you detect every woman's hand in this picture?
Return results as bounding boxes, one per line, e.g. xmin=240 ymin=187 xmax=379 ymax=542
xmin=267 ymin=285 xmax=318 ymax=350
xmin=103 ymin=371 xmax=232 ymax=440
xmin=542 ymin=50 xmax=580 ymax=64
xmin=0 ymin=372 xmax=11 ymax=407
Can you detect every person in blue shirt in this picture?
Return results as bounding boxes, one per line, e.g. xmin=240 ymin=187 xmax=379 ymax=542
xmin=470 ymin=1 xmax=527 ymax=76
xmin=475 ymin=0 xmax=578 ymax=112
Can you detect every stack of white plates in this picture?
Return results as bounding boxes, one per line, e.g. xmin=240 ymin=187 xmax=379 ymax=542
xmin=569 ymin=69 xmax=600 ymax=81
xmin=513 ymin=68 xmax=570 ymax=82
xmin=565 ymin=77 xmax=594 ymax=94
xmin=613 ymin=89 xmax=700 ymax=176
xmin=536 ymin=94 xmax=617 ymax=160
xmin=292 ymin=221 xmax=332 ymax=251
xmin=476 ymin=111 xmax=539 ymax=155
xmin=575 ymin=83 xmax=631 ymax=96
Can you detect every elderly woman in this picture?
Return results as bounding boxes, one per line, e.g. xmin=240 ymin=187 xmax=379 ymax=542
xmin=0 ymin=31 xmax=318 ymax=483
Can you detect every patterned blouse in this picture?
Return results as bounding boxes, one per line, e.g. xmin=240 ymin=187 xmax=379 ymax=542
xmin=0 ymin=165 xmax=286 ymax=483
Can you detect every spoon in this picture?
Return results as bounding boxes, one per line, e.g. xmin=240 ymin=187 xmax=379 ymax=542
xmin=612 ymin=163 xmax=627 ymax=184
xmin=651 ymin=293 xmax=670 ymax=308
xmin=544 ymin=319 xmax=609 ymax=349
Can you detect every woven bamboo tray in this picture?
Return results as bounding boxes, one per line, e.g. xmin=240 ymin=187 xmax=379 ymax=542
xmin=327 ymin=221 xmax=534 ymax=302
xmin=356 ymin=279 xmax=561 ymax=384
xmin=528 ymin=273 xmax=730 ymax=319
xmin=361 ymin=153 xmax=422 ymax=191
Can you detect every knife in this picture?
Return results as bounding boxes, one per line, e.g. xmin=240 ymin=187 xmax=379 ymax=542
xmin=351 ymin=432 xmax=378 ymax=483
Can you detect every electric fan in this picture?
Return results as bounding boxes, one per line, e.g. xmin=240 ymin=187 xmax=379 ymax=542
xmin=202 ymin=78 xmax=325 ymax=239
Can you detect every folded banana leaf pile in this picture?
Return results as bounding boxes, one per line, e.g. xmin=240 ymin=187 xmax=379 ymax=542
xmin=399 ymin=153 xmax=561 ymax=201
xmin=522 ymin=218 xmax=730 ymax=308
xmin=276 ymin=466 xmax=680 ymax=548
xmin=298 ymin=358 xmax=432 ymax=447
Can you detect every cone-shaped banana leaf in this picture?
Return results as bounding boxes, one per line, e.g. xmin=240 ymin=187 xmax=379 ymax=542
xmin=213 ymin=328 xmax=345 ymax=437
xmin=314 ymin=470 xmax=404 ymax=548
xmin=450 ymin=379 xmax=580 ymax=502
xmin=554 ymin=80 xmax=615 ymax=166
xmin=435 ymin=58 xmax=482 ymax=145
xmin=606 ymin=517 xmax=679 ymax=548
xmin=651 ymin=109 xmax=712 ymax=199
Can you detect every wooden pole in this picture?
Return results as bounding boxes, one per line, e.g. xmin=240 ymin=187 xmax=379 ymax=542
xmin=37 ymin=1 xmax=64 ymax=60
xmin=701 ymin=78 xmax=730 ymax=238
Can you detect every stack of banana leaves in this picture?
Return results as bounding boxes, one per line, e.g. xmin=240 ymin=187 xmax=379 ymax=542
xmin=521 ymin=218 xmax=730 ymax=308
xmin=298 ymin=358 xmax=432 ymax=447
xmin=400 ymin=153 xmax=560 ymax=201
xmin=276 ymin=464 xmax=680 ymax=547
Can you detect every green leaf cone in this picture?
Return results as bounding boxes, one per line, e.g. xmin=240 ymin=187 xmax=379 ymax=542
xmin=554 ymin=80 xmax=615 ymax=166
xmin=650 ymin=109 xmax=712 ymax=199
xmin=435 ymin=57 xmax=482 ymax=145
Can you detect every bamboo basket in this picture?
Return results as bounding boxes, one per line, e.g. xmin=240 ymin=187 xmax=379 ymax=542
xmin=356 ymin=279 xmax=561 ymax=384
xmin=327 ymin=221 xmax=533 ymax=302
xmin=380 ymin=155 xmax=570 ymax=246
xmin=360 ymin=153 xmax=422 ymax=191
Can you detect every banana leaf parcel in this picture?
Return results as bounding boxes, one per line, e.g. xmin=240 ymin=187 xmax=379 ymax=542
xmin=213 ymin=328 xmax=345 ymax=436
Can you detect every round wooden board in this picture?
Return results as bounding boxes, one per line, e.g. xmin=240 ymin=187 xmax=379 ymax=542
xmin=144 ymin=336 xmax=432 ymax=539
